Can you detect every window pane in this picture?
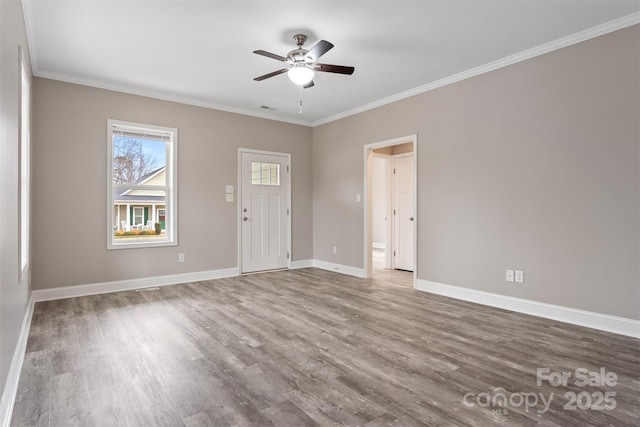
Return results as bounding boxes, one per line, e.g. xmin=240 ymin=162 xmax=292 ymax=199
xmin=133 ymin=207 xmax=144 ymax=225
xmin=112 ymin=189 xmax=167 ymax=241
xmin=19 ymin=55 xmax=30 ymax=276
xmin=113 ymin=136 xmax=167 ymax=185
xmin=251 ymin=162 xmax=280 ymax=186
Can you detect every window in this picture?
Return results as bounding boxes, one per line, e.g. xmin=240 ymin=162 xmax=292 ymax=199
xmin=251 ymin=162 xmax=280 ymax=186
xmin=107 ymin=120 xmax=177 ymax=249
xmin=19 ymin=47 xmax=30 ymax=282
xmin=132 ymin=207 xmax=144 ymax=226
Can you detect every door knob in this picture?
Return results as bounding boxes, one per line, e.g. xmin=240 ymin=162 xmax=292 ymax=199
xmin=243 ymin=217 xmax=248 ymax=221
xmin=243 ymin=208 xmax=247 ymax=212
xmin=409 ymin=217 xmax=414 ymax=221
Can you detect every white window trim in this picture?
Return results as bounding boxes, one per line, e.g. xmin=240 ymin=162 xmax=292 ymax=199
xmin=19 ymin=46 xmax=30 ymax=283
xmin=107 ymin=119 xmax=178 ymax=249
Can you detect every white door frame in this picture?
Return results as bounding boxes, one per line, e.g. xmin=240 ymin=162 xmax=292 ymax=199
xmin=364 ymin=135 xmax=417 ymax=285
xmin=237 ymin=148 xmax=292 ymax=274
xmin=371 ymin=152 xmax=392 ymax=269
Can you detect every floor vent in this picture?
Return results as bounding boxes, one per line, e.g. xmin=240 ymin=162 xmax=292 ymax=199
xmin=135 ymin=287 xmax=160 ymax=292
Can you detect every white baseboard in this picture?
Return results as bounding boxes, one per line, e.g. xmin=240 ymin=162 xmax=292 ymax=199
xmin=30 ymin=261 xmax=365 ymax=301
xmin=32 ymin=267 xmax=239 ymax=302
xmin=312 ymin=260 xmax=365 ymax=278
xmin=291 ymin=259 xmax=314 ymax=269
xmin=0 ymin=293 xmax=35 ymax=427
xmin=415 ymin=279 xmax=640 ymax=339
xmin=372 ymin=242 xmax=385 ymax=249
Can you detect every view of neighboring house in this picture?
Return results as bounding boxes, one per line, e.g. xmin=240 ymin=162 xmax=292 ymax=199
xmin=114 ymin=166 xmax=166 ymax=231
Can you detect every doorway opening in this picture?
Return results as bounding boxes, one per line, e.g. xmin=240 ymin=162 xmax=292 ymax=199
xmin=364 ymin=135 xmax=417 ymax=286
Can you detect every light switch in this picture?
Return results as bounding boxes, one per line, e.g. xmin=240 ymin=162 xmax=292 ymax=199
xmin=356 ymin=194 xmax=361 ymax=202
xmin=226 ymin=185 xmax=234 ymax=194
xmin=225 ymin=194 xmax=234 ymax=202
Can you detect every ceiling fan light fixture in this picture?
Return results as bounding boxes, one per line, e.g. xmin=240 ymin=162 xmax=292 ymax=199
xmin=288 ymin=63 xmax=314 ymax=85
xmin=254 ymin=35 xmax=352 ymax=88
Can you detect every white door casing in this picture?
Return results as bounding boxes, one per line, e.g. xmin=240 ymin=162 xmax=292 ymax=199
xmin=372 ymin=154 xmax=392 ymax=269
xmin=363 ymin=134 xmax=417 ymax=282
xmin=239 ymin=150 xmax=290 ymax=273
xmin=393 ymin=154 xmax=414 ymax=271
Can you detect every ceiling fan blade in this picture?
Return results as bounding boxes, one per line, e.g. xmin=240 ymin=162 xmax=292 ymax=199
xmin=315 ymin=63 xmax=355 ymax=75
xmin=254 ymin=69 xmax=288 ymax=81
xmin=303 ymin=80 xmax=315 ymax=89
xmin=253 ymin=50 xmax=287 ymax=62
xmin=305 ymin=40 xmax=334 ymax=61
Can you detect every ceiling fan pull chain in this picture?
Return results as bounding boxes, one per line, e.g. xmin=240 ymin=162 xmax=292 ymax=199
xmin=299 ymin=100 xmax=303 ymax=115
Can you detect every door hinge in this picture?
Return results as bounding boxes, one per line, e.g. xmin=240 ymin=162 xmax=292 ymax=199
xmin=393 ymin=168 xmax=396 ymax=174
xmin=393 ymin=250 xmax=396 ymax=256
xmin=287 ymin=209 xmax=290 ymax=215
xmin=393 ymin=209 xmax=396 ymax=215
xmin=287 ymin=165 xmax=289 ymax=172
xmin=287 ymin=252 xmax=290 ymax=259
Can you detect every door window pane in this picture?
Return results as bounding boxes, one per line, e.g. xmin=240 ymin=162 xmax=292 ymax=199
xmin=251 ymin=162 xmax=280 ymax=186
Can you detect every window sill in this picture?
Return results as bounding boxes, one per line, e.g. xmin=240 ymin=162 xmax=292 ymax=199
xmin=107 ymin=240 xmax=178 ymax=250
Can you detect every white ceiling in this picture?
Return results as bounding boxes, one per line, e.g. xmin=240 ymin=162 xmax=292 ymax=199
xmin=23 ymin=1 xmax=640 ymax=126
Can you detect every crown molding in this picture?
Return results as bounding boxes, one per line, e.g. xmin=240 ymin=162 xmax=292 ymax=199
xmin=311 ymin=12 xmax=640 ymax=127
xmin=24 ymin=4 xmax=638 ymax=129
xmin=32 ymin=70 xmax=312 ymax=127
xmin=24 ymin=0 xmax=309 ymax=126
xmin=21 ymin=0 xmax=38 ymax=72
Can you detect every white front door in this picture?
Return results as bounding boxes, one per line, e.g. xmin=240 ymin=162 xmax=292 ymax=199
xmin=240 ymin=150 xmax=290 ymax=273
xmin=393 ymin=154 xmax=414 ymax=271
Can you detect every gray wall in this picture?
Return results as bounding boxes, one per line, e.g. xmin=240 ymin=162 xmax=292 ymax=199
xmin=0 ymin=0 xmax=32 ymax=403
xmin=313 ymin=26 xmax=639 ymax=320
xmin=32 ymin=78 xmax=313 ymax=290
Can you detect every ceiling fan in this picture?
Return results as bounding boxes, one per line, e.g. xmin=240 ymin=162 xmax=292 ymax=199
xmin=253 ymin=34 xmax=355 ymax=88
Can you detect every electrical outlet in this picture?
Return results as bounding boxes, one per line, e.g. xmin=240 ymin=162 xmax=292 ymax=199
xmin=506 ymin=269 xmax=514 ymax=282
xmin=332 ymin=246 xmax=337 ymax=255
xmin=515 ymin=270 xmax=524 ymax=283
xmin=178 ymin=253 xmax=185 ymax=263
xmin=356 ymin=194 xmax=361 ymax=202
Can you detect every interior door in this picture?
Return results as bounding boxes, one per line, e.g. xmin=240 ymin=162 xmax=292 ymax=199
xmin=240 ymin=151 xmax=290 ymax=273
xmin=393 ymin=154 xmax=414 ymax=271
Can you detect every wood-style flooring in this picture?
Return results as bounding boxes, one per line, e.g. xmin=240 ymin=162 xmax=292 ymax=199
xmin=11 ymin=262 xmax=640 ymax=426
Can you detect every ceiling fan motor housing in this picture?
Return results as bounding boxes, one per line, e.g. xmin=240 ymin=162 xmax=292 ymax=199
xmin=286 ymin=48 xmax=308 ymax=65
xmin=287 ymin=34 xmax=311 ymax=64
